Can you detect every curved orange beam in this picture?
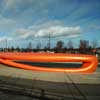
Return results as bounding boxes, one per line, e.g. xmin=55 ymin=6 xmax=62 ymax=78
xmin=0 ymin=52 xmax=98 ymax=73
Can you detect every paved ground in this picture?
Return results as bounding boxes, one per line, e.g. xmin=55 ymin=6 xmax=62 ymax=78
xmin=0 ymin=63 xmax=100 ymax=100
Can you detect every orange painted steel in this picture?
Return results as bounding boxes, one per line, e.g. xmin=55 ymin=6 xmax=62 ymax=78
xmin=0 ymin=52 xmax=98 ymax=73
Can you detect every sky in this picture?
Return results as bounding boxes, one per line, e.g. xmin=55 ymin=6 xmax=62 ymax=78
xmin=0 ymin=0 xmax=100 ymax=48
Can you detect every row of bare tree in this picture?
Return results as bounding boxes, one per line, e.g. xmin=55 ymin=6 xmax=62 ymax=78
xmin=0 ymin=40 xmax=98 ymax=54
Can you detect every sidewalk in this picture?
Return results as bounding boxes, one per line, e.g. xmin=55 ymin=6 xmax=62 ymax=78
xmin=0 ymin=64 xmax=100 ymax=100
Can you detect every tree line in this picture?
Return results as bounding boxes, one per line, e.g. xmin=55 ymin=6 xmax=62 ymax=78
xmin=0 ymin=39 xmax=98 ymax=54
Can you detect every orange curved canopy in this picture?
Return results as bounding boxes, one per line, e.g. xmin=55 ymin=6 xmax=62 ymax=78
xmin=0 ymin=52 xmax=98 ymax=73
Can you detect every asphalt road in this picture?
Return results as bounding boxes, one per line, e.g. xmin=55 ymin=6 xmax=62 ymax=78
xmin=0 ymin=63 xmax=100 ymax=100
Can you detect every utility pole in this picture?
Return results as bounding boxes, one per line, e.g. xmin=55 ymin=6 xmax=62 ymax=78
xmin=4 ymin=39 xmax=7 ymax=52
xmin=5 ymin=39 xmax=7 ymax=49
xmin=48 ymin=33 xmax=51 ymax=50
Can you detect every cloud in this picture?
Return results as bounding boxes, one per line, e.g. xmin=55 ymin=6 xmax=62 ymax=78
xmin=14 ymin=29 xmax=35 ymax=39
xmin=0 ymin=0 xmax=48 ymax=32
xmin=2 ymin=0 xmax=48 ymax=16
xmin=0 ymin=14 xmax=16 ymax=33
xmin=67 ymin=34 xmax=80 ymax=38
xmin=4 ymin=0 xmax=16 ymax=8
xmin=35 ymin=26 xmax=81 ymax=37
xmin=0 ymin=36 xmax=12 ymax=42
xmin=14 ymin=20 xmax=81 ymax=39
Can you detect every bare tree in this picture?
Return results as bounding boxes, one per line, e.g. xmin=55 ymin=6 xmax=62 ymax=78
xmin=79 ymin=40 xmax=90 ymax=54
xmin=55 ymin=40 xmax=64 ymax=53
xmin=67 ymin=40 xmax=73 ymax=49
xmin=56 ymin=40 xmax=64 ymax=49
xmin=16 ymin=46 xmax=20 ymax=52
xmin=28 ymin=42 xmax=32 ymax=51
xmin=79 ymin=40 xmax=89 ymax=49
xmin=36 ymin=42 xmax=41 ymax=50
xmin=92 ymin=40 xmax=98 ymax=49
